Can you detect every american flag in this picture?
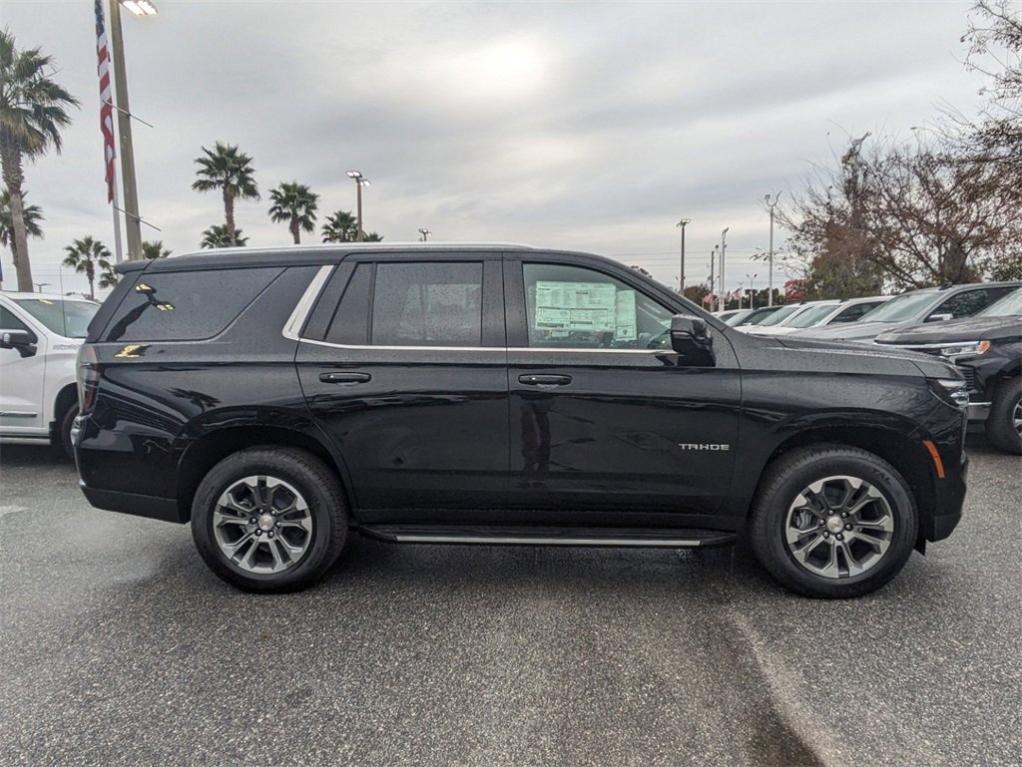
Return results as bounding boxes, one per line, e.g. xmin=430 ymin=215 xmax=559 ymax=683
xmin=95 ymin=0 xmax=116 ymax=203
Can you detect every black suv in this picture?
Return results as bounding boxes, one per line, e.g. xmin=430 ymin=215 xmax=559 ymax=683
xmin=75 ymin=245 xmax=968 ymax=598
xmin=876 ymin=287 xmax=1022 ymax=455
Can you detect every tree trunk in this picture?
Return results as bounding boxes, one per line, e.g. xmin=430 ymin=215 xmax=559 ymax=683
xmin=1 ymin=146 xmax=34 ymax=292
xmin=86 ymin=260 xmax=95 ymax=300
xmin=224 ymin=189 xmax=236 ymax=246
xmin=291 ymin=218 xmax=300 ymax=244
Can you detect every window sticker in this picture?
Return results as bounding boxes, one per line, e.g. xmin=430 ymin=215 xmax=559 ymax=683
xmin=534 ymin=281 xmax=640 ymax=340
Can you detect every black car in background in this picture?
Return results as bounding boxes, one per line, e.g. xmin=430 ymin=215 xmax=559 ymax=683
xmin=877 ymin=287 xmax=1022 ymax=454
xmin=74 ymin=244 xmax=968 ymax=598
xmin=795 ymin=281 xmax=1020 ymax=342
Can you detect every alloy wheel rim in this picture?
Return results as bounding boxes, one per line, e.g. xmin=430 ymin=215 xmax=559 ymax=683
xmin=212 ymin=475 xmax=313 ymax=574
xmin=784 ymin=475 xmax=894 ymax=579
xmin=1013 ymin=398 xmax=1022 ymax=438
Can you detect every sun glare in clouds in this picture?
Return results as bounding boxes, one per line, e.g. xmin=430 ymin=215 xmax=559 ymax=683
xmin=437 ymin=38 xmax=549 ymax=103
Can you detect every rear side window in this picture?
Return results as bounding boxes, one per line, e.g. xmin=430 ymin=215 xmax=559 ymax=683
xmin=104 ymin=267 xmax=282 ymax=342
xmin=324 ymin=263 xmax=372 ymax=345
xmin=371 ymin=262 xmax=483 ymax=346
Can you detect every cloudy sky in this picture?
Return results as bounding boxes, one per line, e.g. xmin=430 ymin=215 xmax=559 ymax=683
xmin=2 ymin=0 xmax=985 ymax=296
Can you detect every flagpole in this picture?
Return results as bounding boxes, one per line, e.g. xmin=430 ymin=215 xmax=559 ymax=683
xmin=110 ymin=162 xmax=124 ymax=264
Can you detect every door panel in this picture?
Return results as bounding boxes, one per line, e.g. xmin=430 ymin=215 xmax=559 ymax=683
xmin=505 ymin=256 xmax=740 ymax=515
xmin=0 ymin=306 xmax=47 ymax=434
xmin=296 ymin=255 xmax=509 ymax=520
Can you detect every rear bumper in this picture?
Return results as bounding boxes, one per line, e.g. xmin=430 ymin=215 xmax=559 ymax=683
xmin=79 ymin=481 xmax=186 ymax=524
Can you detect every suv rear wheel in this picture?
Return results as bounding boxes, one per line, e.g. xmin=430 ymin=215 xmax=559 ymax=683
xmin=985 ymin=377 xmax=1022 ymax=455
xmin=750 ymin=445 xmax=918 ymax=598
xmin=191 ymin=447 xmax=348 ymax=591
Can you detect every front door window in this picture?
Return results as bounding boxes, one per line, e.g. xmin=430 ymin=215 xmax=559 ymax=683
xmin=523 ymin=263 xmax=673 ymax=350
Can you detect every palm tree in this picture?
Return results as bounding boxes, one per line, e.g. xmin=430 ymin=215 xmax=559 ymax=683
xmin=0 ymin=189 xmax=43 ymax=271
xmin=268 ymin=182 xmax=318 ymax=244
xmin=201 ymin=224 xmax=248 ymax=249
xmin=98 ymin=261 xmax=118 ymax=290
xmin=141 ymin=240 xmax=171 ymax=259
xmin=191 ymin=142 xmax=258 ymax=246
xmin=0 ymin=30 xmax=79 ymax=292
xmin=363 ymin=232 xmax=384 ymax=242
xmin=321 ymin=209 xmax=358 ymax=243
xmin=63 ymin=237 xmax=111 ymax=301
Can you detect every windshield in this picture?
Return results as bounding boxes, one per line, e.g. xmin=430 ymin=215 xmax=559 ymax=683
xmin=786 ymin=303 xmax=840 ymax=328
xmin=858 ymin=291 xmax=937 ymax=322
xmin=757 ymin=304 xmax=802 ymax=326
xmin=737 ymin=307 xmax=780 ymax=326
xmin=979 ymin=287 xmax=1022 ymax=317
xmin=13 ymin=298 xmax=98 ymax=338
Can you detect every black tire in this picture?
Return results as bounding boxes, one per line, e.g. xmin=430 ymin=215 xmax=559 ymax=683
xmin=191 ymin=447 xmax=348 ymax=592
xmin=58 ymin=403 xmax=78 ymax=461
xmin=984 ymin=378 xmax=1022 ymax=455
xmin=749 ymin=444 xmax=918 ymax=599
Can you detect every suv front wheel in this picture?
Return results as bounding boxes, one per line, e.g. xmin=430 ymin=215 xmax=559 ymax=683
xmin=750 ymin=445 xmax=918 ymax=598
xmin=191 ymin=447 xmax=348 ymax=591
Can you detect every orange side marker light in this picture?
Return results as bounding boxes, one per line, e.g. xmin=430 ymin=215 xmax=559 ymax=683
xmin=922 ymin=440 xmax=945 ymax=479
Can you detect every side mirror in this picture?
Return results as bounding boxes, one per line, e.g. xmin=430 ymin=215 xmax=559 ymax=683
xmin=670 ymin=314 xmax=715 ymax=366
xmin=0 ymin=329 xmax=38 ymax=358
xmin=925 ymin=313 xmax=953 ymax=324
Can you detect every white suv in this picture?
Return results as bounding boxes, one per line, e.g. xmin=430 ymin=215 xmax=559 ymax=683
xmin=0 ymin=292 xmax=99 ymax=457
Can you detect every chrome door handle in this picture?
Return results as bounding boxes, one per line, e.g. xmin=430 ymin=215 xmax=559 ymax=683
xmin=319 ymin=371 xmax=371 ymax=384
xmin=518 ymin=374 xmax=572 ymax=387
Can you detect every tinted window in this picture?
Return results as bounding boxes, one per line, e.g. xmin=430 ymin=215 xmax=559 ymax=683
xmin=0 ymin=305 xmax=30 ymax=332
xmin=325 ymin=264 xmax=372 ymax=345
xmin=104 ymin=267 xmax=282 ymax=342
xmin=523 ymin=263 xmax=674 ymax=349
xmin=11 ymin=298 xmax=97 ymax=338
xmin=933 ymin=287 xmax=1013 ymax=320
xmin=757 ymin=304 xmax=802 ymax=326
xmin=830 ymin=301 xmax=882 ymax=324
xmin=371 ymin=262 xmax=483 ymax=346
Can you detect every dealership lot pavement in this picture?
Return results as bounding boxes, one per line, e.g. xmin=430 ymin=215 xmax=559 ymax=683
xmin=1 ymin=439 xmax=1019 ymax=767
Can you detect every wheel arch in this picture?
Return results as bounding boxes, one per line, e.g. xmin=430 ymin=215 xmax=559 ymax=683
xmin=749 ymin=424 xmax=937 ymax=547
xmin=175 ymin=424 xmax=353 ymax=523
xmin=50 ymin=383 xmax=79 ymax=444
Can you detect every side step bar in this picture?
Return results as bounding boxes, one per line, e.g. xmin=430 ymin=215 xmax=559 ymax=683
xmin=360 ymin=525 xmax=736 ymax=549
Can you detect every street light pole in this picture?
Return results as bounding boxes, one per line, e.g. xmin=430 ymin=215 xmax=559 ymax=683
xmin=746 ymin=272 xmax=757 ymax=309
xmin=108 ymin=0 xmax=150 ymax=260
xmin=418 ymin=228 xmax=431 ymax=242
xmin=709 ymin=245 xmax=717 ymax=308
xmin=346 ymin=171 xmax=370 ymax=241
xmin=675 ymin=218 xmax=690 ymax=296
xmin=719 ymin=227 xmax=729 ymax=312
xmin=764 ymin=191 xmax=781 ymax=306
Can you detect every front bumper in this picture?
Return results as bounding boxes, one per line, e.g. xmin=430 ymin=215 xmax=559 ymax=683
xmin=924 ymin=451 xmax=968 ymax=543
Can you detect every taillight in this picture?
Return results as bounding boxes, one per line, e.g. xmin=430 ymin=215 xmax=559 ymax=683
xmin=77 ymin=344 xmax=100 ymax=414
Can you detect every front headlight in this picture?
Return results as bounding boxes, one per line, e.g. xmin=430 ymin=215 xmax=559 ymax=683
xmin=933 ymin=378 xmax=970 ymax=409
xmin=940 ymin=340 xmax=991 ymax=357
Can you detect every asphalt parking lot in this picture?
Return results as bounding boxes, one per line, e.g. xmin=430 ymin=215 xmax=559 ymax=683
xmin=0 ymin=438 xmax=1019 ymax=767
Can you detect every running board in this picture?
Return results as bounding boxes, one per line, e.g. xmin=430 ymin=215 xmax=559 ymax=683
xmin=360 ymin=525 xmax=736 ymax=549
